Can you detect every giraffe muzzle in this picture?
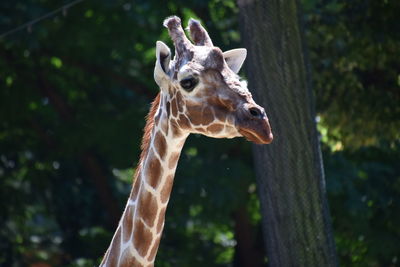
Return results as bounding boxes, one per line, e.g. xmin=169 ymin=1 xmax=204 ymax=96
xmin=236 ymin=105 xmax=273 ymax=144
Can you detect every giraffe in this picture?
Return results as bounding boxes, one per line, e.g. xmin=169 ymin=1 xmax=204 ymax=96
xmin=100 ymin=16 xmax=273 ymax=266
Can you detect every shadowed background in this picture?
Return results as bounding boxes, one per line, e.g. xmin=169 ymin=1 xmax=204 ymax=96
xmin=0 ymin=0 xmax=399 ymax=266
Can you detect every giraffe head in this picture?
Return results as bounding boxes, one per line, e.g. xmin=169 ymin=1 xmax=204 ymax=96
xmin=154 ymin=16 xmax=273 ymax=144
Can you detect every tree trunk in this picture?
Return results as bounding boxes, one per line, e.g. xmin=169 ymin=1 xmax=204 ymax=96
xmin=237 ymin=1 xmax=338 ymax=266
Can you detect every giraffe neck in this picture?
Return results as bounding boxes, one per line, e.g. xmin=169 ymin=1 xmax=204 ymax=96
xmin=100 ymin=92 xmax=188 ymax=266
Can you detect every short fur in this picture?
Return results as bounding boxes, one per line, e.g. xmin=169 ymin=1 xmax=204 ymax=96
xmin=100 ymin=16 xmax=273 ymax=267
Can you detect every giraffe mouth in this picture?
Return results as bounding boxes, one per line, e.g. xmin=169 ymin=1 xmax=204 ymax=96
xmin=237 ymin=119 xmax=273 ymax=145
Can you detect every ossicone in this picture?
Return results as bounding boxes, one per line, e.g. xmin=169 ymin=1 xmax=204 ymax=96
xmin=163 ymin=16 xmax=192 ymax=55
xmin=188 ymin=18 xmax=213 ymax=47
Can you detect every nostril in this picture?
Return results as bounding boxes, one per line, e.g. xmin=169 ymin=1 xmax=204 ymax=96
xmin=249 ymin=107 xmax=263 ymax=118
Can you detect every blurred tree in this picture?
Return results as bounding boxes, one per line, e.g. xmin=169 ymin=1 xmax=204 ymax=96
xmin=238 ymin=0 xmax=337 ymax=266
xmin=303 ymin=0 xmax=400 ymax=149
xmin=302 ymin=1 xmax=400 ymax=266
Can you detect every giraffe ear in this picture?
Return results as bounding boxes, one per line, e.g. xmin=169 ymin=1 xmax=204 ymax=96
xmin=154 ymin=41 xmax=171 ymax=86
xmin=223 ymin=48 xmax=247 ymax=74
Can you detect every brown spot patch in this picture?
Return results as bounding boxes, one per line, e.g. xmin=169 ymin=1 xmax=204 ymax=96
xmin=201 ymin=107 xmax=214 ymax=125
xmin=133 ymin=219 xmax=153 ymax=257
xmin=160 ymin=177 xmax=174 ymax=203
xmin=207 ymin=123 xmax=224 ymax=133
xmin=168 ymin=152 xmax=180 ymax=170
xmin=178 ymin=114 xmax=191 ymax=129
xmin=154 ymin=131 xmax=167 ymax=160
xmin=171 ymin=98 xmax=178 ymax=117
xmin=130 ymin=174 xmax=141 ymax=201
xmin=214 ymin=108 xmax=227 ymax=122
xmin=107 ymin=227 xmax=121 ymax=266
xmin=122 ymin=206 xmax=134 ymax=243
xmin=146 ymin=150 xmax=163 ymax=189
xmin=119 ymin=249 xmax=141 ymax=266
xmin=186 ymin=104 xmax=202 ymax=125
xmin=147 ymin=238 xmax=161 ymax=262
xmin=156 ymin=206 xmax=167 ymax=233
xmin=170 ymin=119 xmax=181 ymax=137
xmin=137 ymin=189 xmax=158 ymax=228
xmin=176 ymin=91 xmax=184 ymax=112
xmin=194 ymin=127 xmax=206 ymax=134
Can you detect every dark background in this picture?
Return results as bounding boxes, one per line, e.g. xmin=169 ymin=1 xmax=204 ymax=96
xmin=0 ymin=0 xmax=399 ymax=266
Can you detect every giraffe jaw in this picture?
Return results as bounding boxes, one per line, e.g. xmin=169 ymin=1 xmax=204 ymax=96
xmin=237 ymin=119 xmax=273 ymax=145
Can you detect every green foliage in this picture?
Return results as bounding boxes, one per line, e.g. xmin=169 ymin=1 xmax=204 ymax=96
xmin=303 ymin=0 xmax=400 ymax=148
xmin=0 ymin=0 xmax=399 ymax=266
xmin=324 ymin=143 xmax=400 ymax=266
xmin=0 ymin=0 xmax=246 ymax=266
xmin=303 ymin=1 xmax=400 ymax=265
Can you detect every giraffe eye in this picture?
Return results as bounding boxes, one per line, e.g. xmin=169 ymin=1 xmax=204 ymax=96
xmin=180 ymin=77 xmax=198 ymax=91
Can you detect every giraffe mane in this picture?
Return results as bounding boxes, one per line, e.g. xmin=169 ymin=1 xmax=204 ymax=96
xmin=134 ymin=93 xmax=161 ymax=181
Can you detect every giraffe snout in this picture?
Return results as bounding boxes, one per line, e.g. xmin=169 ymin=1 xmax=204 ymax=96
xmin=236 ymin=104 xmax=273 ymax=144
